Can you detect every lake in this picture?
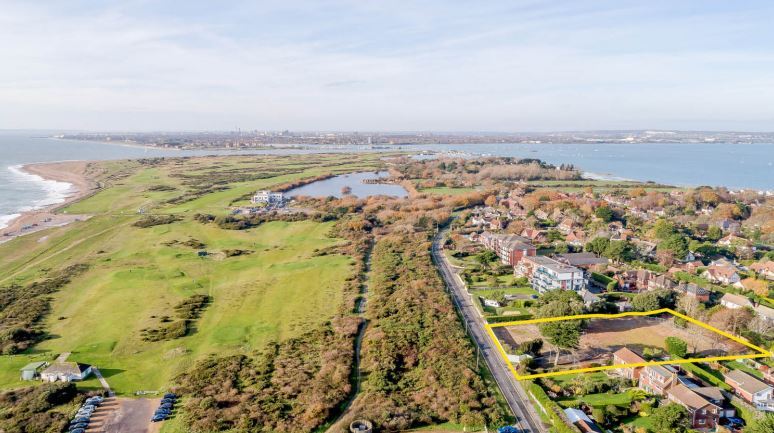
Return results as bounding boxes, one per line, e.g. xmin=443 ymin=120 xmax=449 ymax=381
xmin=285 ymin=171 xmax=408 ymax=198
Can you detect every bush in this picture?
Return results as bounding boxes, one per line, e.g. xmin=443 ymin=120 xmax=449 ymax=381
xmin=133 ymin=214 xmax=182 ymax=228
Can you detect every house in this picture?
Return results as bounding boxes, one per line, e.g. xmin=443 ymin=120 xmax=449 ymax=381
xmin=251 ymin=190 xmax=285 ymax=205
xmin=750 ymin=261 xmax=774 ymax=281
xmin=557 ymin=218 xmax=577 ymax=234
xmin=702 ymin=265 xmax=741 ymax=285
xmin=530 ymin=257 xmax=586 ymax=293
xmin=648 ymin=274 xmax=676 ymax=291
xmin=716 ymin=219 xmax=741 ymax=233
xmin=693 ymin=386 xmax=736 ymax=417
xmin=675 ymin=282 xmax=710 ymax=302
xmin=616 ymin=270 xmax=653 ymax=292
xmin=579 ymin=289 xmax=601 ymax=307
xmin=20 ymin=361 xmax=48 ymax=380
xmin=555 ymin=253 xmax=608 ymax=270
xmin=521 ymin=228 xmax=547 ymax=244
xmin=533 ymin=209 xmax=549 ymax=220
xmin=718 ymin=234 xmax=751 ymax=248
xmin=724 ymin=369 xmax=774 ymax=412
xmin=565 ymin=230 xmax=587 ymax=246
xmin=40 ymin=362 xmax=93 ymax=382
xmin=639 ymin=364 xmax=678 ymax=395
xmin=612 ymin=347 xmax=645 ymax=381
xmin=563 ymin=408 xmax=604 ymax=433
xmin=719 ymin=293 xmax=754 ymax=310
xmin=666 ymin=384 xmax=722 ymax=429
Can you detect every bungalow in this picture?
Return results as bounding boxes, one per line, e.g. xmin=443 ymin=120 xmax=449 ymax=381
xmin=40 ymin=362 xmax=93 ymax=382
xmin=666 ymin=384 xmax=722 ymax=429
xmin=719 ymin=293 xmax=754 ymax=310
xmin=579 ymin=289 xmax=601 ymax=307
xmin=750 ymin=261 xmax=774 ymax=281
xmin=612 ymin=347 xmax=645 ymax=381
xmin=639 ymin=364 xmax=678 ymax=396
xmin=563 ymin=408 xmax=603 ymax=433
xmin=702 ymin=265 xmax=741 ymax=285
xmin=724 ymin=369 xmax=774 ymax=412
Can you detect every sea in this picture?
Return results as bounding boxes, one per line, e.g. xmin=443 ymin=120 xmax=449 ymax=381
xmin=1 ymin=131 xmax=772 ymax=228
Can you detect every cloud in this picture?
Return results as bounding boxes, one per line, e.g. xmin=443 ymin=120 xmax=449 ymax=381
xmin=1 ymin=0 xmax=774 ymax=131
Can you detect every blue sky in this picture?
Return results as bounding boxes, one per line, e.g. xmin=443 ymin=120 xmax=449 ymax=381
xmin=2 ymin=0 xmax=774 ymax=131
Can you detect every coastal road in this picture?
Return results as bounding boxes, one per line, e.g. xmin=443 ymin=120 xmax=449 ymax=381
xmin=431 ymin=228 xmax=547 ymax=433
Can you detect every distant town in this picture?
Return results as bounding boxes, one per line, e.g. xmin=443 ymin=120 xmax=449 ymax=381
xmin=56 ymin=130 xmax=774 ymax=149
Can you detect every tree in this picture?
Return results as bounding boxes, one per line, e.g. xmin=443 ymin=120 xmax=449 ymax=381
xmin=651 ymin=403 xmax=690 ymax=433
xmin=653 ymin=219 xmax=677 ymax=240
xmin=585 ymin=237 xmax=610 ymax=255
xmin=710 ymin=307 xmax=753 ymax=335
xmin=484 ymin=195 xmax=497 ymax=207
xmin=746 ymin=413 xmax=774 ymax=433
xmin=632 ymin=291 xmax=661 ymax=311
xmin=595 ymin=206 xmax=614 ymax=222
xmin=665 ymin=336 xmax=688 ymax=358
xmin=476 ymin=250 xmax=498 ymax=268
xmin=677 ymin=295 xmax=704 ymax=320
xmin=707 ymin=225 xmax=723 ymax=242
xmin=658 ymin=234 xmax=688 ymax=262
xmin=604 ymin=240 xmax=634 ymax=263
xmin=534 ymin=291 xmax=585 ymax=366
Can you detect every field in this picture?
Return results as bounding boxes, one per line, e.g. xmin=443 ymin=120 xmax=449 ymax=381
xmin=0 ymin=154 xmax=382 ymax=395
xmin=488 ymin=309 xmax=771 ymax=379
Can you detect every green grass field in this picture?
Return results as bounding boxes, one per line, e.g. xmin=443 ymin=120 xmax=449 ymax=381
xmin=0 ymin=155 xmax=378 ymax=395
xmin=418 ymin=186 xmax=476 ymax=196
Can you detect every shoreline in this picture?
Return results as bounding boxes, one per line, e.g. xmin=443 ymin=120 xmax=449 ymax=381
xmin=0 ymin=161 xmax=97 ymax=243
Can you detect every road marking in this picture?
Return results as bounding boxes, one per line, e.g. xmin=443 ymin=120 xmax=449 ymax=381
xmin=485 ymin=308 xmax=773 ymax=380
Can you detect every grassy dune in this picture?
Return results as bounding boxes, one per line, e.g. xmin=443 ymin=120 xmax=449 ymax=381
xmin=0 ymin=154 xmax=377 ymax=395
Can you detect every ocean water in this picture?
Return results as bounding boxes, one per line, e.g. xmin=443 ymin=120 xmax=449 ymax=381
xmin=286 ymin=171 xmax=408 ymax=198
xmin=1 ymin=131 xmax=772 ymax=228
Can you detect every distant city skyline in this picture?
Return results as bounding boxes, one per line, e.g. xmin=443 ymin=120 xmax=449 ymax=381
xmin=3 ymin=1 xmax=774 ymax=132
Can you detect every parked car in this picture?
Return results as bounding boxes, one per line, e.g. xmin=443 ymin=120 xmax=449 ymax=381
xmin=70 ymin=429 xmax=85 ymax=433
xmin=71 ymin=417 xmax=90 ymax=424
xmin=163 ymin=393 xmax=177 ymax=399
xmin=151 ymin=415 xmax=168 ymax=422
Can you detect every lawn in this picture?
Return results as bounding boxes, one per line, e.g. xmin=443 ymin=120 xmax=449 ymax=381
xmin=557 ymin=389 xmax=640 ymax=408
xmin=0 ymin=155 xmax=375 ymax=396
xmin=419 ymin=186 xmax=476 ymax=196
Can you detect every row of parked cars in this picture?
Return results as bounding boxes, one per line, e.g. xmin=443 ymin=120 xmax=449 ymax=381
xmin=151 ymin=393 xmax=177 ymax=422
xmin=68 ymin=395 xmax=104 ymax=433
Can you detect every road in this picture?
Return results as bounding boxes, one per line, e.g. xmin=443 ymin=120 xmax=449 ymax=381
xmin=431 ymin=228 xmax=547 ymax=433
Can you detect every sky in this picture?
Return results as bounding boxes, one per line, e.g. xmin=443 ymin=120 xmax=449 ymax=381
xmin=2 ymin=0 xmax=774 ymax=132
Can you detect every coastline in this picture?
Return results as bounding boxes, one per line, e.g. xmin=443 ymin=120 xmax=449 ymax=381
xmin=0 ymin=161 xmax=96 ymax=243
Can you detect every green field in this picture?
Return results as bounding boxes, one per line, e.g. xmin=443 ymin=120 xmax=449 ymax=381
xmin=0 ymin=155 xmax=378 ymax=395
xmin=419 ymin=186 xmax=476 ymax=196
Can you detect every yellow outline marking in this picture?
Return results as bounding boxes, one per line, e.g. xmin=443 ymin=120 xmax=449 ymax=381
xmin=485 ymin=308 xmax=773 ymax=380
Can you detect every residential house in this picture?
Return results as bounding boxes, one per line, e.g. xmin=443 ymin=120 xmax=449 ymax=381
xmin=693 ymin=386 xmax=736 ymax=418
xmin=530 ymin=257 xmax=586 ymax=293
xmin=612 ymin=347 xmax=645 ymax=381
xmin=563 ymin=408 xmax=603 ymax=433
xmin=648 ymin=274 xmax=676 ymax=291
xmin=702 ymin=265 xmax=741 ymax=285
xmin=666 ymin=384 xmax=721 ymax=429
xmin=718 ymin=234 xmax=750 ymax=247
xmin=716 ymin=219 xmax=741 ymax=234
xmin=720 ymin=293 xmax=753 ymax=310
xmin=750 ymin=261 xmax=774 ymax=281
xmin=40 ymin=362 xmax=93 ymax=382
xmin=579 ymin=289 xmax=601 ymax=307
xmin=558 ymin=218 xmax=577 ymax=234
xmin=521 ymin=228 xmax=547 ymax=244
xmin=533 ymin=209 xmax=549 ymax=220
xmin=616 ymin=270 xmax=652 ymax=292
xmin=639 ymin=364 xmax=678 ymax=395
xmin=555 ymin=252 xmax=609 ymax=271
xmin=565 ymin=230 xmax=587 ymax=246
xmin=724 ymin=369 xmax=774 ymax=412
xmin=675 ymin=282 xmax=711 ymax=303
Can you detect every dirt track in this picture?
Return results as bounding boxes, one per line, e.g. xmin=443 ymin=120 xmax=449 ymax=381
xmin=96 ymin=398 xmax=161 ymax=433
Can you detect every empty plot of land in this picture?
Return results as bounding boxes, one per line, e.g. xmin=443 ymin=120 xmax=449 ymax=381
xmin=497 ymin=315 xmax=750 ymax=370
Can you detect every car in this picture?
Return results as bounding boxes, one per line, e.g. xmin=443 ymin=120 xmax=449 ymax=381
xmin=69 ymin=423 xmax=88 ymax=430
xmin=70 ymin=429 xmax=85 ymax=433
xmin=163 ymin=393 xmax=177 ymax=399
xmin=151 ymin=415 xmax=168 ymax=422
xmin=85 ymin=398 xmax=102 ymax=406
xmin=76 ymin=410 xmax=93 ymax=417
xmin=159 ymin=402 xmax=173 ymax=409
xmin=161 ymin=397 xmax=175 ymax=404
xmin=71 ymin=417 xmax=90 ymax=424
xmin=77 ymin=408 xmax=94 ymax=415
xmin=81 ymin=404 xmax=96 ymax=410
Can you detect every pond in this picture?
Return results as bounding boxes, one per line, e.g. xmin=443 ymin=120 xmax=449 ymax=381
xmin=286 ymin=171 xmax=408 ymax=198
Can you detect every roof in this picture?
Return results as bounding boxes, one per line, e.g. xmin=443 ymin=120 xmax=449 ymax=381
xmin=725 ymin=369 xmax=772 ymax=395
xmin=556 ymin=253 xmax=608 ymax=267
xmin=705 ymin=266 xmax=739 ymax=279
xmin=20 ymin=361 xmax=47 ymax=371
xmin=613 ymin=347 xmax=645 ymax=364
xmin=42 ymin=362 xmax=90 ymax=376
xmin=693 ymin=386 xmax=725 ymax=402
xmin=754 ymin=304 xmax=774 ymax=320
xmin=564 ymin=408 xmax=592 ymax=424
xmin=580 ymin=289 xmax=600 ymax=304
xmin=668 ymin=384 xmax=718 ymax=411
xmin=721 ymin=293 xmax=754 ymax=308
xmin=750 ymin=261 xmax=774 ymax=273
xmin=646 ymin=364 xmax=676 ymax=379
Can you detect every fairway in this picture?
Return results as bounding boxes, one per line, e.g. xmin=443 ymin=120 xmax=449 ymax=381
xmin=0 ymin=155 xmax=375 ymax=395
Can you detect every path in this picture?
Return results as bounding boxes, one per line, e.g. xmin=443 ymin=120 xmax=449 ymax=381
xmin=324 ymin=246 xmax=372 ymax=433
xmin=93 ymin=367 xmax=115 ymax=397
xmin=432 ymin=227 xmax=547 ymax=433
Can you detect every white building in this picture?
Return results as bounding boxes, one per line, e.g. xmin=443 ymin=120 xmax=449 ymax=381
xmin=251 ymin=190 xmax=285 ymax=205
xmin=40 ymin=362 xmax=92 ymax=382
xmin=530 ymin=257 xmax=586 ymax=293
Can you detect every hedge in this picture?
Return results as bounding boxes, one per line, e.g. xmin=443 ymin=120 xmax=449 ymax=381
xmin=486 ymin=314 xmax=533 ymax=323
xmin=525 ymin=381 xmax=581 ymax=433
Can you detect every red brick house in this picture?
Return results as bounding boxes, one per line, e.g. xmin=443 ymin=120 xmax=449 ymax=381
xmin=612 ymin=348 xmax=645 ymax=381
xmin=666 ymin=384 xmax=721 ymax=430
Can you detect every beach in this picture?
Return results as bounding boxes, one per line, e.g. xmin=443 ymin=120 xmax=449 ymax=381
xmin=0 ymin=161 xmax=96 ymax=243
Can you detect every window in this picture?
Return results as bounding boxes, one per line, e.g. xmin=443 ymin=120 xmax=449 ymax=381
xmin=698 ymin=419 xmax=705 ymax=425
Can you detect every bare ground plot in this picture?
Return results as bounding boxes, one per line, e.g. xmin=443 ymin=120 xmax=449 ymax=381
xmin=496 ymin=316 xmax=750 ymax=370
xmin=96 ymin=398 xmax=162 ymax=433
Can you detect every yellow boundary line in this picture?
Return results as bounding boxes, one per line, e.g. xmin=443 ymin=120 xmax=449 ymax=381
xmin=485 ymin=308 xmax=773 ymax=380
